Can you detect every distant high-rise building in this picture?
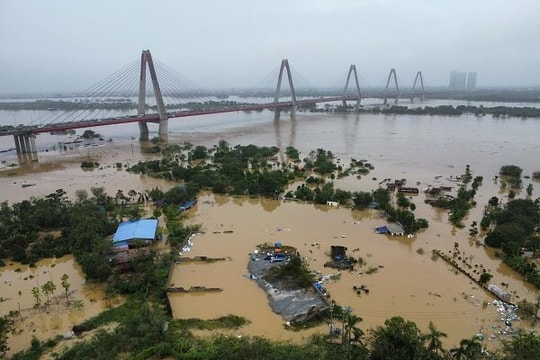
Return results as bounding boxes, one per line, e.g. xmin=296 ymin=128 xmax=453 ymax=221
xmin=449 ymin=71 xmax=474 ymax=91
xmin=466 ymin=72 xmax=477 ymax=90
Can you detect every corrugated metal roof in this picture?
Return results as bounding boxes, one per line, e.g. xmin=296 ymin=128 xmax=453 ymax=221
xmin=113 ymin=219 xmax=158 ymax=243
xmin=386 ymin=223 xmax=404 ymax=234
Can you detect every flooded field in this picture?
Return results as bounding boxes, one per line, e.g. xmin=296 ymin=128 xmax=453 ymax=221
xmin=1 ymin=108 xmax=540 ymax=354
xmin=0 ymin=255 xmax=114 ymax=357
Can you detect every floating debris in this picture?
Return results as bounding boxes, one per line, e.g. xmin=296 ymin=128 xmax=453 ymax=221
xmin=353 ymin=285 xmax=370 ymax=295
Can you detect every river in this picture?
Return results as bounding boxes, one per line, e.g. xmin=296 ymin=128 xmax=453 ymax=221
xmin=1 ymin=98 xmax=539 ymax=354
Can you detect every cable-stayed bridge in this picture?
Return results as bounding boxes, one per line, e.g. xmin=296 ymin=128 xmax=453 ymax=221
xmin=1 ymin=50 xmax=426 ymax=157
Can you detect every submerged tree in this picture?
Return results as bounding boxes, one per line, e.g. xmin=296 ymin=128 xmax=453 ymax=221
xmin=61 ymin=273 xmax=71 ymax=305
xmin=72 ymin=299 xmax=84 ymax=310
xmin=31 ymin=287 xmax=41 ymax=309
xmin=479 ymin=272 xmax=493 ymax=285
xmin=41 ymin=280 xmax=56 ymax=309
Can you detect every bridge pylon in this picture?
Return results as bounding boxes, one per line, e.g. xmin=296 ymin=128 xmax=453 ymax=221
xmin=383 ymin=68 xmax=400 ymax=105
xmin=411 ymin=71 xmax=425 ymax=103
xmin=273 ymin=59 xmax=297 ymax=115
xmin=342 ymin=65 xmax=361 ymax=110
xmin=138 ymin=50 xmax=168 ymax=140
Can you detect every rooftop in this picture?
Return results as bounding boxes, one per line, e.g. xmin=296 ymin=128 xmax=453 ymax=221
xmin=113 ymin=219 xmax=158 ymax=243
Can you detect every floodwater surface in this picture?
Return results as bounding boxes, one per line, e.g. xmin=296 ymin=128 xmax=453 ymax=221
xmin=1 ymin=107 xmax=540 ymax=353
xmin=0 ymin=256 xmax=114 ymax=356
xmin=168 ymin=193 xmax=537 ymax=349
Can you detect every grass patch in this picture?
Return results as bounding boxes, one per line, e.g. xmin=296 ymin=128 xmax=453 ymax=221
xmin=176 ymin=315 xmax=249 ymax=330
xmin=71 ymin=301 xmax=138 ymax=333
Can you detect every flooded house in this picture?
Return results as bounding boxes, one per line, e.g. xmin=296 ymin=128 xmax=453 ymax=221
xmin=108 ymin=219 xmax=159 ymax=264
xmin=375 ymin=222 xmax=405 ymax=236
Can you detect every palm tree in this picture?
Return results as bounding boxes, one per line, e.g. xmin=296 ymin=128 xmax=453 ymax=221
xmin=31 ymin=287 xmax=41 ymax=309
xmin=450 ymin=337 xmax=482 ymax=359
xmin=344 ymin=313 xmax=363 ymax=347
xmin=61 ymin=274 xmax=71 ymax=305
xmin=350 ymin=327 xmax=365 ymax=346
xmin=502 ymin=329 xmax=540 ymax=360
xmin=72 ymin=299 xmax=84 ymax=310
xmin=41 ymin=280 xmax=56 ymax=309
xmin=424 ymin=321 xmax=447 ymax=355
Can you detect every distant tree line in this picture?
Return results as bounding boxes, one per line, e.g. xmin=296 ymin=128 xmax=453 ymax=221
xmin=361 ymin=105 xmax=540 ymax=118
xmin=0 ymin=99 xmax=254 ymax=112
xmin=0 ymin=99 xmax=136 ymax=111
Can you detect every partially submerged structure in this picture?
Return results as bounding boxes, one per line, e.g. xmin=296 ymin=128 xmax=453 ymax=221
xmin=375 ymin=222 xmax=405 ymax=236
xmin=178 ymin=200 xmax=197 ymax=212
xmin=108 ymin=219 xmax=159 ymax=264
xmin=324 ymin=245 xmax=357 ymax=270
xmin=487 ymin=284 xmax=512 ymax=303
xmin=248 ymin=243 xmax=329 ymax=324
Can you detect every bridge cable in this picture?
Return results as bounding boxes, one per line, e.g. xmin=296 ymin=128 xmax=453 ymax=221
xmin=153 ymin=59 xmax=213 ymax=101
xmin=29 ymin=58 xmax=140 ymax=127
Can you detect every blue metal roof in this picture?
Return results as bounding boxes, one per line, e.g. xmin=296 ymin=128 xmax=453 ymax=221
xmin=113 ymin=219 xmax=158 ymax=243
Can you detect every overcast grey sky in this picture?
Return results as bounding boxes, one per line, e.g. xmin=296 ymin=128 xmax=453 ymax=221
xmin=1 ymin=0 xmax=539 ymax=94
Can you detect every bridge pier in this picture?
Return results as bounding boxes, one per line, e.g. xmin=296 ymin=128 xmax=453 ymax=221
xmin=13 ymin=135 xmax=21 ymax=154
xmin=30 ymin=136 xmax=37 ymax=155
xmin=158 ymin=117 xmax=168 ymax=137
xmin=13 ymin=134 xmax=38 ymax=161
xmin=138 ymin=122 xmax=149 ymax=140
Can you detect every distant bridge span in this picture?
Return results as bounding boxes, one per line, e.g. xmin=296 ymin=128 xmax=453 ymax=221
xmin=0 ymin=95 xmax=360 ymax=138
xmin=2 ymin=50 xmax=424 ymax=159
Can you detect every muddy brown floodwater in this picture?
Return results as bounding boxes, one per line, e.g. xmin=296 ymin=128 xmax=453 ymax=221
xmin=168 ymin=193 xmax=538 ymax=350
xmin=0 ymin=144 xmax=172 ymax=356
xmin=1 ymin=109 xmax=540 ymax=354
xmin=0 ymin=255 xmax=115 ymax=357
